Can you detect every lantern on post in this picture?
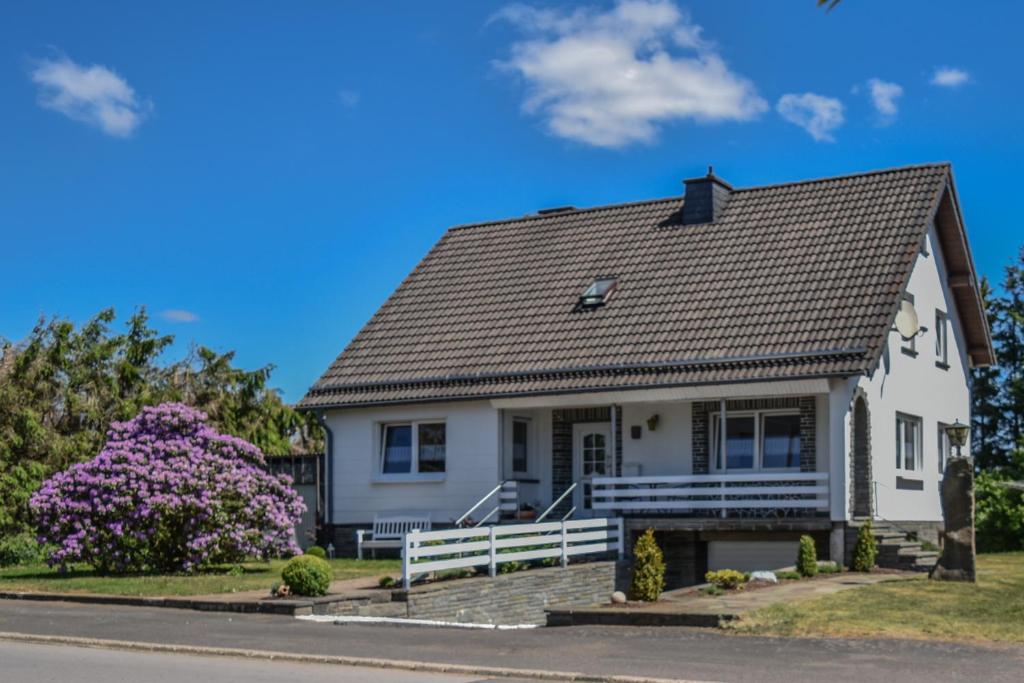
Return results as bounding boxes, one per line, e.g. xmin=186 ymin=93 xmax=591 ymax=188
xmin=944 ymin=419 xmax=970 ymax=459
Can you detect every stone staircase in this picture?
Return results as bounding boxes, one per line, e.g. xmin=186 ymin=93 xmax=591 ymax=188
xmin=847 ymin=518 xmax=939 ymax=572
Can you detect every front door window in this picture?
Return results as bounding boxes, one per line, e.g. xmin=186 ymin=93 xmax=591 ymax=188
xmin=574 ymin=424 xmax=610 ymax=513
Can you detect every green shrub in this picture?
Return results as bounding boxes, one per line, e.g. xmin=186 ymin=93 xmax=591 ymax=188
xmin=378 ymin=575 xmax=396 ymax=588
xmin=281 ymin=555 xmax=332 ymax=596
xmin=700 ymin=584 xmax=724 ymax=596
xmin=796 ymin=535 xmax=818 ymax=577
xmin=852 ymin=520 xmax=878 ymax=572
xmin=629 ymin=528 xmax=666 ymax=601
xmin=976 ymin=471 xmax=1024 ymax=552
xmin=818 ymin=562 xmax=842 ymax=574
xmin=0 ymin=533 xmax=43 ymax=567
xmin=304 ymin=545 xmax=327 ymax=559
xmin=498 ymin=560 xmax=528 ymax=574
xmin=775 ymin=570 xmax=801 ymax=580
xmin=705 ymin=569 xmax=745 ymax=590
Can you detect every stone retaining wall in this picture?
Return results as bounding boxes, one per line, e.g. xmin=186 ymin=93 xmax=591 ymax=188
xmin=394 ymin=561 xmax=621 ymax=625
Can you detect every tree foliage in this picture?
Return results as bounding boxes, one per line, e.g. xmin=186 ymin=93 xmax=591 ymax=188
xmin=974 ymin=249 xmax=1024 ymax=471
xmin=0 ymin=308 xmax=321 ymax=539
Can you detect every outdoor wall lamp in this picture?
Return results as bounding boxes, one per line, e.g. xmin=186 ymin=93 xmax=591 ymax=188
xmin=945 ymin=419 xmax=970 ymax=458
xmin=646 ymin=414 xmax=660 ymax=432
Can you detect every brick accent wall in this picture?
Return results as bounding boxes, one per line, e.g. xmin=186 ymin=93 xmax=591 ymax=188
xmin=692 ymin=397 xmax=817 ymax=473
xmin=551 ymin=406 xmax=622 ymax=516
xmin=397 ymin=561 xmax=621 ymax=625
xmin=849 ymin=389 xmax=872 ymax=517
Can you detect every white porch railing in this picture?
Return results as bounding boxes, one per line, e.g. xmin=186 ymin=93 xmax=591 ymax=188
xmin=401 ymin=518 xmax=624 ymax=589
xmin=591 ymin=472 xmax=829 ymax=515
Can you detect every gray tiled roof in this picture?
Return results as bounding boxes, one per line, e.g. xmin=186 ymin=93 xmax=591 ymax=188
xmin=301 ymin=163 xmax=968 ymax=408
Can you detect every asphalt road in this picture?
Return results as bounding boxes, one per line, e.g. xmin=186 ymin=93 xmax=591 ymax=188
xmin=1 ymin=599 xmax=1021 ymax=683
xmin=2 ymin=641 xmax=509 ymax=683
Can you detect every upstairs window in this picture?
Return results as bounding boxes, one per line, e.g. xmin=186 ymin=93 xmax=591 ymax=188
xmin=935 ymin=310 xmax=949 ymax=368
xmin=381 ymin=422 xmax=446 ymax=475
xmin=580 ymin=277 xmax=617 ymax=307
xmin=896 ymin=413 xmax=922 ymax=472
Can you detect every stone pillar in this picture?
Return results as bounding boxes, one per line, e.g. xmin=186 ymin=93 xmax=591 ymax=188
xmin=930 ymin=456 xmax=976 ymax=582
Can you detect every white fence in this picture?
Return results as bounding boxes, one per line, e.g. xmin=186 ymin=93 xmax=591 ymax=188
xmin=591 ymin=472 xmax=829 ymax=514
xmin=401 ymin=518 xmax=624 ymax=589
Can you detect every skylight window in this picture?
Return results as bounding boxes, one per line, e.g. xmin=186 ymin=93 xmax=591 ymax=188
xmin=580 ymin=277 xmax=617 ymax=307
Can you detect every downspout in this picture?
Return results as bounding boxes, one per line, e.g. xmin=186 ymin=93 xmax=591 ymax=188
xmin=316 ymin=410 xmax=334 ymax=528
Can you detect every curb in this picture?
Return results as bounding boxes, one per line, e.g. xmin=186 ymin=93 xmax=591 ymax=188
xmin=0 ymin=631 xmax=712 ymax=683
xmin=0 ymin=590 xmax=371 ymax=617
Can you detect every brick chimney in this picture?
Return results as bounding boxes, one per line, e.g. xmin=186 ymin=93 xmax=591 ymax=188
xmin=682 ymin=166 xmax=732 ymax=225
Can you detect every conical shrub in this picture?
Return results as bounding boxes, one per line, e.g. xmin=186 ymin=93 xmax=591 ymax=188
xmin=629 ymin=528 xmax=666 ymax=601
xmin=796 ymin=535 xmax=818 ymax=577
xmin=852 ymin=520 xmax=878 ymax=572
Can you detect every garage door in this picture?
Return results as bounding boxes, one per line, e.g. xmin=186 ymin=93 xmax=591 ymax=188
xmin=707 ymin=541 xmax=799 ymax=573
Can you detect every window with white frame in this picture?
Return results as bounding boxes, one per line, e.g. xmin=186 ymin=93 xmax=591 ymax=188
xmin=711 ymin=411 xmax=802 ymax=471
xmin=511 ymin=418 xmax=530 ymax=475
xmin=380 ymin=422 xmax=446 ymax=475
xmin=895 ymin=413 xmax=922 ymax=472
xmin=935 ymin=310 xmax=949 ymax=367
xmin=937 ymin=422 xmax=950 ymax=474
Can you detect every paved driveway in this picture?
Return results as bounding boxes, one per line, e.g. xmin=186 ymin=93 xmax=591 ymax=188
xmin=1 ymin=599 xmax=1021 ymax=683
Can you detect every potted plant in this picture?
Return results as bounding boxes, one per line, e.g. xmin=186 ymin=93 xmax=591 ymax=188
xmin=517 ymin=502 xmax=537 ymax=520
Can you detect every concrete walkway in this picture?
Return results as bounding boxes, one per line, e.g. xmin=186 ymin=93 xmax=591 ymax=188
xmin=549 ymin=572 xmax=917 ymax=627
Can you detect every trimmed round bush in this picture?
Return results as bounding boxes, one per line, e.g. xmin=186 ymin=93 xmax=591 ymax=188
xmin=281 ymin=554 xmax=332 ymax=596
xmin=705 ymin=568 xmax=745 ymax=589
xmin=304 ymin=545 xmax=327 ymax=559
xmin=30 ymin=403 xmax=305 ymax=573
xmin=629 ymin=528 xmax=666 ymax=601
xmin=796 ymin=534 xmax=818 ymax=577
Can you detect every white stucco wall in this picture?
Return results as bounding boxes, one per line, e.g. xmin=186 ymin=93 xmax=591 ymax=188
xmin=620 ymin=402 xmax=692 ymax=476
xmin=841 ymin=224 xmax=973 ymax=522
xmin=325 ymin=400 xmax=501 ymax=525
xmin=500 ymin=408 xmax=553 ymax=509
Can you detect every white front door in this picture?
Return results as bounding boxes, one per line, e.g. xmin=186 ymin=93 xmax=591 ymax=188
xmin=573 ymin=422 xmax=612 ymax=516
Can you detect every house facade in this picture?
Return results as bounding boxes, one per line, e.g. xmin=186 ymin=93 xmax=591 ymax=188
xmin=300 ymin=163 xmax=993 ymax=585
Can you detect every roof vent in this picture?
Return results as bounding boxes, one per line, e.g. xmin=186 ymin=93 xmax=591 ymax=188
xmin=537 ymin=206 xmax=576 ymax=215
xmin=682 ymin=166 xmax=732 ymax=225
xmin=579 ymin=277 xmax=617 ymax=308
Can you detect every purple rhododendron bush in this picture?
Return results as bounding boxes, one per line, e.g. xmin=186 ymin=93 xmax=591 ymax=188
xmin=30 ymin=403 xmax=305 ymax=573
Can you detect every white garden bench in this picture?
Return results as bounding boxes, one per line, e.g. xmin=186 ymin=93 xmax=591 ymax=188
xmin=356 ymin=514 xmax=432 ymax=560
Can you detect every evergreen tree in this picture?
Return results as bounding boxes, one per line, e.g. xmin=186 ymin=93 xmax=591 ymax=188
xmin=973 ymin=278 xmax=1007 ymax=469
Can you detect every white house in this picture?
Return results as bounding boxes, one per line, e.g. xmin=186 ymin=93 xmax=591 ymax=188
xmin=300 ymin=163 xmax=993 ymax=584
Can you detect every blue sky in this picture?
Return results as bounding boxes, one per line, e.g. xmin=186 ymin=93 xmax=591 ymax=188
xmin=2 ymin=1 xmax=1021 ymax=402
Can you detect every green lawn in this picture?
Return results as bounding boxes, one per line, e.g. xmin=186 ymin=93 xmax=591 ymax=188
xmin=0 ymin=558 xmax=400 ymax=597
xmin=731 ymin=552 xmax=1024 ymax=643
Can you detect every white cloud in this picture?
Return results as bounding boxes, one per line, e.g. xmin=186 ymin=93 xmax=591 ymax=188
xmin=338 ymin=89 xmax=361 ymax=108
xmin=931 ymin=67 xmax=969 ymax=88
xmin=29 ymin=55 xmax=150 ymax=137
xmin=776 ymin=93 xmax=844 ymax=142
xmin=867 ymin=78 xmax=902 ymax=123
xmin=160 ymin=309 xmax=199 ymax=323
xmin=491 ymin=1 xmax=767 ymax=148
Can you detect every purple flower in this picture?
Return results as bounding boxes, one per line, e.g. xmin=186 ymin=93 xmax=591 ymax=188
xmin=30 ymin=402 xmax=305 ymax=573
